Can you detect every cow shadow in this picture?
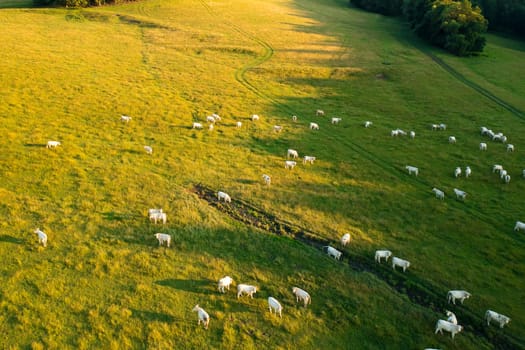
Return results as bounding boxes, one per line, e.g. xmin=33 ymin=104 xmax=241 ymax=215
xmin=130 ymin=309 xmax=175 ymax=323
xmin=155 ymin=279 xmax=212 ymax=294
xmin=24 ymin=143 xmax=45 ymax=148
xmin=0 ymin=235 xmax=23 ymax=244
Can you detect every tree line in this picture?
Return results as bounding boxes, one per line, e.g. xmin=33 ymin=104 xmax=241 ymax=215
xmin=352 ymin=0 xmax=525 ymax=55
xmin=33 ymin=0 xmax=137 ymax=6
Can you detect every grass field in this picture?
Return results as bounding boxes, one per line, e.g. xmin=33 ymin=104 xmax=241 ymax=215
xmin=0 ymin=0 xmax=524 ymax=348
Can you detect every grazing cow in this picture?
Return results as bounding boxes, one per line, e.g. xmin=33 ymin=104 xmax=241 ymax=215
xmin=409 ymin=131 xmax=415 ymax=138
xmin=309 ymin=122 xmax=319 ymax=130
xmin=514 ymin=221 xmax=525 ymax=231
xmin=392 ymin=257 xmax=410 ymax=272
xmin=273 ymin=125 xmax=283 ymax=132
xmin=480 ymin=142 xmax=487 ymax=151
xmin=364 ymin=121 xmax=373 ymax=128
xmin=154 ymin=233 xmax=171 ymax=247
xmin=236 ymin=121 xmax=242 ymax=128
xmin=192 ymin=305 xmax=210 ymax=329
xmin=493 ymin=164 xmax=503 ymax=173
xmin=454 ymin=167 xmax=461 ymax=178
xmin=523 ymin=169 xmax=525 ymax=178
xmin=46 ymin=141 xmax=61 ymax=149
xmin=262 ymin=174 xmax=271 ymax=186
xmin=439 ymin=123 xmax=447 ymax=130
xmin=406 ymin=165 xmax=419 ymax=176
xmin=331 ymin=117 xmax=342 ymax=124
xmin=435 ymin=319 xmax=463 ymax=339
xmin=211 ymin=113 xmax=221 ymax=121
xmin=449 ymin=136 xmax=456 ymax=144
xmin=34 ymin=228 xmax=48 ymax=247
xmin=391 ymin=129 xmax=399 ymax=137
xmin=316 ymin=109 xmax=325 ymax=116
xmin=285 ymin=160 xmax=297 ymax=169
xmin=303 ymin=156 xmax=316 ymax=164
xmin=507 ymin=144 xmax=514 ymax=152
xmin=292 ymin=115 xmax=297 ymax=122
xmin=485 ymin=310 xmax=511 ymax=328
xmin=148 ymin=208 xmax=163 ymax=216
xmin=292 ymin=287 xmax=311 ymax=307
xmin=432 ymin=188 xmax=445 ymax=200
xmin=150 ymin=212 xmax=167 ymax=224
xmin=325 ymin=246 xmax=342 ymax=260
xmin=144 ymin=146 xmax=153 ymax=154
xmin=480 ymin=126 xmax=488 ymax=135
xmin=192 ymin=122 xmax=203 ymax=129
xmin=237 ymin=284 xmax=257 ymax=298
xmin=504 ymin=174 xmax=511 ymax=183
xmin=447 ymin=290 xmax=471 ymax=305
xmin=251 ymin=114 xmax=259 ymax=121
xmin=217 ymin=191 xmax=231 ymax=203
xmin=209 ymin=123 xmax=214 ymax=131
xmin=206 ymin=115 xmax=216 ymax=123
xmin=396 ymin=129 xmax=407 ymax=136
xmin=446 ymin=310 xmax=458 ymax=325
xmin=374 ymin=250 xmax=392 ymax=263
xmin=453 ymin=188 xmax=467 ymax=200
xmin=340 ymin=233 xmax=351 ymax=247
xmin=120 ymin=115 xmax=132 ymax=123
xmin=431 ymin=124 xmax=439 ymax=130
xmin=465 ymin=166 xmax=471 ymax=178
xmin=500 ymin=169 xmax=508 ymax=179
xmin=268 ymin=297 xmax=282 ymax=317
xmin=218 ymin=276 xmax=234 ymax=293
xmin=287 ymin=149 xmax=299 ymax=158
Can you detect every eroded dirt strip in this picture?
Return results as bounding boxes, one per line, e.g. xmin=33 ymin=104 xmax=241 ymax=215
xmin=193 ymin=183 xmax=523 ymax=350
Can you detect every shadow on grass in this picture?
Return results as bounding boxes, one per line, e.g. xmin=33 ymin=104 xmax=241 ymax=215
xmin=155 ymin=279 xmax=212 ymax=294
xmin=121 ymin=149 xmax=142 ymax=155
xmin=24 ymin=143 xmax=45 ymax=148
xmin=102 ymin=211 xmax=136 ymax=222
xmin=0 ymin=235 xmax=23 ymax=244
xmin=131 ymin=309 xmax=175 ymax=323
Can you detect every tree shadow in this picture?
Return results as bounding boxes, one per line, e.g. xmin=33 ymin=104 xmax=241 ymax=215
xmin=155 ymin=279 xmax=212 ymax=294
xmin=0 ymin=235 xmax=23 ymax=244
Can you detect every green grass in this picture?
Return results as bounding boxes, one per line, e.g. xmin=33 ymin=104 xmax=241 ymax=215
xmin=0 ymin=0 xmax=524 ymax=348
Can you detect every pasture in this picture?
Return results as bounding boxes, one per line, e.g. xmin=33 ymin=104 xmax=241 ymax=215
xmin=0 ymin=0 xmax=524 ymax=348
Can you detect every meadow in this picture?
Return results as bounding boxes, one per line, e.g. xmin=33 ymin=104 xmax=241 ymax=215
xmin=0 ymin=0 xmax=524 ymax=348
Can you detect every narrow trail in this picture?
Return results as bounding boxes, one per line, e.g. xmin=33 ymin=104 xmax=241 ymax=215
xmin=193 ymin=184 xmax=524 ymax=349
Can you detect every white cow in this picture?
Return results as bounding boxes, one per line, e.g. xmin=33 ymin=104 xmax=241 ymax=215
xmin=303 ymin=156 xmax=316 ymax=164
xmin=406 ymin=165 xmax=419 ymax=176
xmin=154 ymin=233 xmax=171 ymax=247
xmin=523 ymin=169 xmax=525 ymax=178
xmin=396 ymin=129 xmax=407 ymax=136
xmin=449 ymin=136 xmax=456 ymax=144
xmin=325 ymin=246 xmax=342 ymax=260
xmin=439 ymin=123 xmax=447 ymax=130
xmin=500 ymin=169 xmax=508 ymax=179
xmin=446 ymin=311 xmax=458 ymax=325
xmin=331 ymin=117 xmax=342 ymax=124
xmin=273 ymin=125 xmax=283 ymax=132
xmin=262 ymin=174 xmax=271 ymax=186
xmin=493 ymin=164 xmax=503 ymax=173
xmin=218 ymin=276 xmax=234 ymax=293
xmin=374 ymin=250 xmax=392 ymax=263
xmin=392 ymin=257 xmax=410 ymax=272
xmin=504 ymin=174 xmax=511 ymax=183
xmin=310 ymin=122 xmax=319 ymax=130
xmin=316 ymin=109 xmax=325 ymax=116
xmin=514 ymin=221 xmax=525 ymax=231
xmin=237 ymin=284 xmax=257 ymax=298
xmin=192 ymin=305 xmax=210 ymax=329
xmin=454 ymin=167 xmax=461 ymax=178
xmin=287 ymin=149 xmax=299 ymax=158
xmin=268 ymin=297 xmax=282 ymax=317
xmin=251 ymin=114 xmax=259 ymax=121
xmin=236 ymin=121 xmax=242 ymax=128
xmin=206 ymin=115 xmax=216 ymax=123
xmin=149 ymin=212 xmax=167 ymax=224
xmin=34 ymin=228 xmax=48 ymax=247
xmin=435 ymin=319 xmax=463 ymax=339
xmin=465 ymin=166 xmax=471 ymax=178
xmin=364 ymin=121 xmax=373 ymax=128
xmin=285 ymin=161 xmax=297 ymax=169
xmin=447 ymin=290 xmax=471 ymax=305
xmin=453 ymin=188 xmax=467 ymax=200
xmin=340 ymin=233 xmax=351 ymax=247
xmin=507 ymin=144 xmax=514 ymax=152
xmin=217 ymin=191 xmax=231 ymax=203
xmin=144 ymin=146 xmax=153 ymax=154
xmin=208 ymin=123 xmax=214 ymax=131
xmin=485 ymin=310 xmax=511 ymax=328
xmin=292 ymin=287 xmax=311 ymax=307
xmin=409 ymin=131 xmax=415 ymax=138
xmin=391 ymin=129 xmax=399 ymax=137
xmin=480 ymin=142 xmax=487 ymax=151
xmin=431 ymin=124 xmax=439 ymax=130
xmin=481 ymin=126 xmax=488 ymax=135
xmin=148 ymin=208 xmax=163 ymax=216
xmin=192 ymin=122 xmax=203 ymax=129
xmin=46 ymin=141 xmax=61 ymax=148
xmin=432 ymin=188 xmax=445 ymax=200
xmin=120 ymin=115 xmax=132 ymax=123
xmin=292 ymin=115 xmax=297 ymax=122
xmin=211 ymin=113 xmax=221 ymax=121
